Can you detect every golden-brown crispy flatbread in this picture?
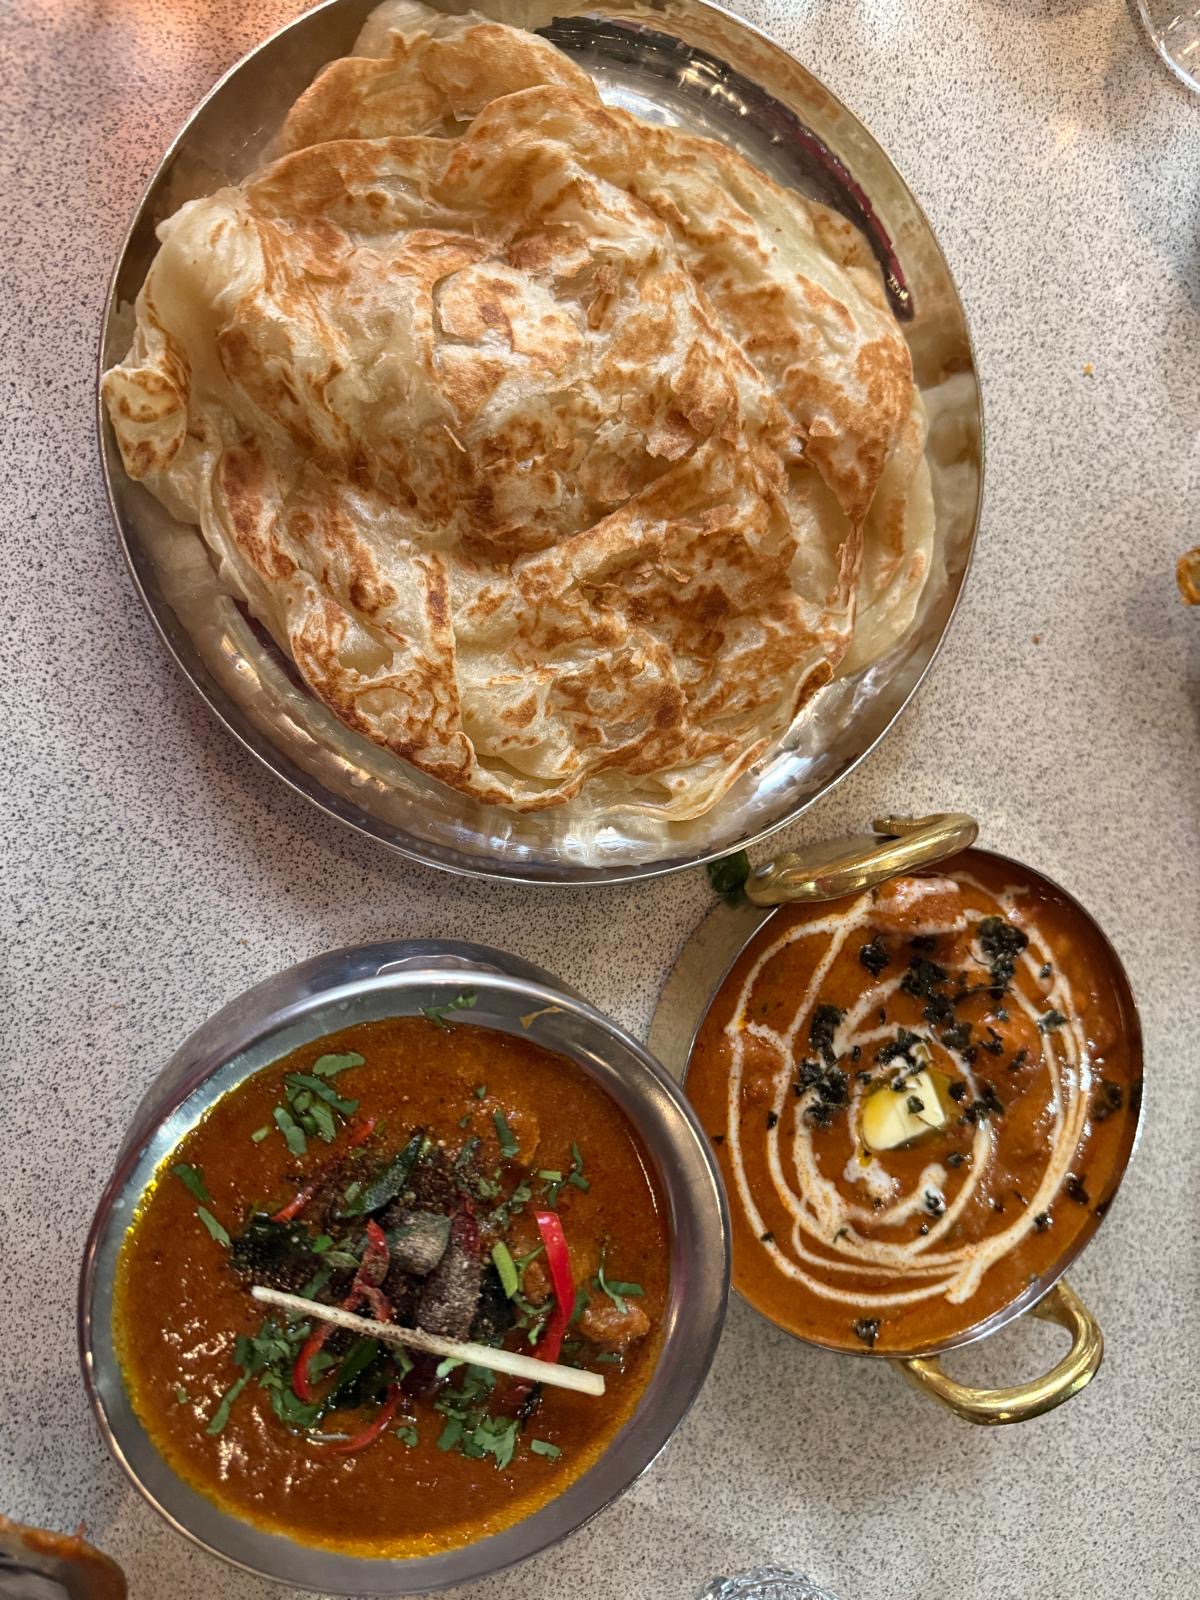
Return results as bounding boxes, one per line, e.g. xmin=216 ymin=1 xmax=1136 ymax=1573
xmin=103 ymin=1 xmax=933 ymax=817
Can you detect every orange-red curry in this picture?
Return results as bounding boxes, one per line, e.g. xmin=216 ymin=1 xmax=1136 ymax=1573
xmin=687 ymin=856 xmax=1138 ymax=1354
xmin=115 ymin=1014 xmax=668 ymax=1555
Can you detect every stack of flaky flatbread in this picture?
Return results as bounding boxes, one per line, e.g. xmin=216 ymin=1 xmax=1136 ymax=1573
xmin=104 ymin=0 xmax=935 ymax=818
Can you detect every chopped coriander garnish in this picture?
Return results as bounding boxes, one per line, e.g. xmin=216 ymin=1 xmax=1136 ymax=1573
xmin=395 ymin=1424 xmax=419 ymax=1448
xmin=422 ymin=992 xmax=477 ymax=1030
xmin=530 ymin=1438 xmax=562 ymax=1460
xmin=435 ymin=1356 xmax=464 ymax=1378
xmin=437 ymin=1416 xmax=464 ymax=1452
xmin=174 ymin=1386 xmax=189 ymax=1405
xmin=473 ymin=1083 xmax=487 ymax=1100
xmin=273 ymin=1104 xmax=307 ymax=1158
xmin=311 ymin=1233 xmax=333 ymax=1254
xmin=596 ymin=1247 xmax=644 ymax=1315
xmin=457 ymin=1113 xmax=471 ymax=1128
xmin=310 ymin=1052 xmax=364 ymax=1077
xmin=285 ymin=1073 xmax=359 ymax=1117
xmin=196 ymin=1207 xmax=230 ymax=1247
xmin=707 ymin=849 xmax=751 ymax=899
xmin=491 ymin=1241 xmax=520 ymax=1299
xmin=493 ymin=1109 xmax=519 ymax=1160
xmin=171 ymin=1163 xmax=210 ymax=1203
xmin=206 ymin=1372 xmax=250 ymax=1435
xmin=250 ymin=1125 xmax=270 ymax=1143
xmin=567 ymin=1141 xmax=588 ymax=1191
xmin=537 ymin=1169 xmax=562 ymax=1182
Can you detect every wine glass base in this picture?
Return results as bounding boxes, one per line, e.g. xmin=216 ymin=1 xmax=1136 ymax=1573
xmin=1137 ymin=0 xmax=1200 ymax=91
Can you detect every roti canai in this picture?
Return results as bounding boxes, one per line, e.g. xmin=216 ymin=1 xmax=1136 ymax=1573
xmin=103 ymin=1 xmax=935 ymax=819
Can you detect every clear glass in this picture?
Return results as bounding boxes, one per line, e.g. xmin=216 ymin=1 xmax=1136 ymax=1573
xmin=1138 ymin=0 xmax=1200 ymax=91
xmin=696 ymin=1570 xmax=839 ymax=1600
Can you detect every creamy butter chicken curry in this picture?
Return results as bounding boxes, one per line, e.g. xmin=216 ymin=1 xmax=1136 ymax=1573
xmin=115 ymin=1009 xmax=667 ymax=1556
xmin=687 ymin=856 xmax=1138 ymax=1354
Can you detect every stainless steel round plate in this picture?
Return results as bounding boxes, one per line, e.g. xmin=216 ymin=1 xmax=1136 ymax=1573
xmin=78 ymin=940 xmax=729 ymax=1593
xmin=99 ymin=0 xmax=983 ymax=884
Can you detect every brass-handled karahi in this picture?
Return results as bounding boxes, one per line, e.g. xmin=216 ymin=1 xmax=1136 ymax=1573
xmin=650 ymin=813 xmax=1132 ymax=1426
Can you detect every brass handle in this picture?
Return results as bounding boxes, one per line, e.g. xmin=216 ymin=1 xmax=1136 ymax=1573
xmin=744 ymin=812 xmax=978 ymax=907
xmin=893 ymin=1280 xmax=1104 ymax=1425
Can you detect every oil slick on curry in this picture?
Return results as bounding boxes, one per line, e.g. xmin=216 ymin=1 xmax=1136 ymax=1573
xmin=114 ymin=1007 xmax=667 ymax=1557
xmin=687 ymin=857 xmax=1139 ymax=1355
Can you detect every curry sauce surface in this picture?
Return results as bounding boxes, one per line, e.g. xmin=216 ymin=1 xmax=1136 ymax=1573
xmin=115 ymin=1018 xmax=668 ymax=1555
xmin=687 ymin=855 xmax=1138 ymax=1354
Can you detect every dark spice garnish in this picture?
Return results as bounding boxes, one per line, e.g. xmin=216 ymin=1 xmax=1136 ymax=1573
xmin=977 ymin=915 xmax=1029 ymax=992
xmin=906 ymin=1095 xmax=925 ymax=1115
xmin=1039 ymin=1009 xmax=1068 ymax=1034
xmin=851 ymin=1044 xmax=862 ymax=1063
xmin=810 ymin=1004 xmax=846 ymax=1065
xmin=805 ymin=1100 xmax=836 ymax=1129
xmin=1040 ymin=963 xmax=1053 ymax=980
xmin=877 ymin=1028 xmax=923 ymax=1066
xmin=978 ymin=1082 xmax=1004 ymax=1117
xmin=760 ymin=1231 xmax=774 ymax=1244
xmin=1008 ymin=1048 xmax=1029 ymax=1073
xmin=923 ymin=993 xmax=955 ymax=1027
xmin=947 ymin=1081 xmax=967 ymax=1102
xmin=1065 ymin=1175 xmax=1089 ymax=1205
xmin=817 ymin=1069 xmax=849 ymax=1106
xmin=1092 ymin=1080 xmax=1125 ymax=1122
xmin=946 ymin=1152 xmax=965 ymax=1168
xmin=960 ymin=1081 xmax=1003 ymax=1124
xmin=855 ymin=1070 xmax=873 ymax=1086
xmin=963 ymin=1044 xmax=980 ymax=1066
xmin=940 ymin=1021 xmax=972 ymax=1053
xmin=900 ymin=957 xmax=949 ymax=1003
xmin=918 ymin=1223 xmax=930 ymax=1236
xmin=711 ymin=1134 xmax=725 ymax=1146
xmin=1033 ymin=1212 xmax=1052 ymax=1232
xmin=766 ymin=1111 xmax=778 ymax=1130
xmin=859 ymin=939 xmax=889 ymax=976
xmin=796 ymin=1059 xmax=823 ymax=1087
xmin=992 ymin=1199 xmax=1005 ymax=1213
xmin=911 ymin=934 xmax=937 ymax=952
xmin=924 ymin=1190 xmax=945 ymax=1217
xmin=982 ymin=1027 xmax=1005 ymax=1057
xmin=852 ymin=1318 xmax=880 ymax=1349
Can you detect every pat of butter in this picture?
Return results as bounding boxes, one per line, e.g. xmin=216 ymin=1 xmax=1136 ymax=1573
xmin=861 ymin=1069 xmax=947 ymax=1152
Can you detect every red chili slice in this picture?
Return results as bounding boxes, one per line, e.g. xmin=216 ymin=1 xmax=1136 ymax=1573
xmin=293 ymin=1220 xmax=393 ymax=1402
xmin=321 ymin=1383 xmax=401 ymax=1454
xmin=531 ymin=1209 xmax=574 ymax=1366
xmin=292 ymin=1325 xmax=333 ymax=1404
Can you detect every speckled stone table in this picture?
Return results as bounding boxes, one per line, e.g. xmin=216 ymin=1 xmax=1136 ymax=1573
xmin=3 ymin=1 xmax=1198 ymax=1596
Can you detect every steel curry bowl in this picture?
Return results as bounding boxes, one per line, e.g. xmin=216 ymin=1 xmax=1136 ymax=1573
xmin=79 ymin=941 xmax=729 ymax=1594
xmin=649 ymin=815 xmax=1144 ymax=1425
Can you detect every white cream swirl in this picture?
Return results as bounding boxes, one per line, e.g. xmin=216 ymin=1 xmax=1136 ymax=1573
xmin=725 ymin=874 xmax=1091 ymax=1311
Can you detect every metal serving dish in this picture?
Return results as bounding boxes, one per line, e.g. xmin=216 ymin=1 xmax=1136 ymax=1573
xmin=98 ymin=0 xmax=983 ymax=884
xmin=649 ymin=815 xmax=1145 ymax=1425
xmin=78 ymin=941 xmax=729 ymax=1594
